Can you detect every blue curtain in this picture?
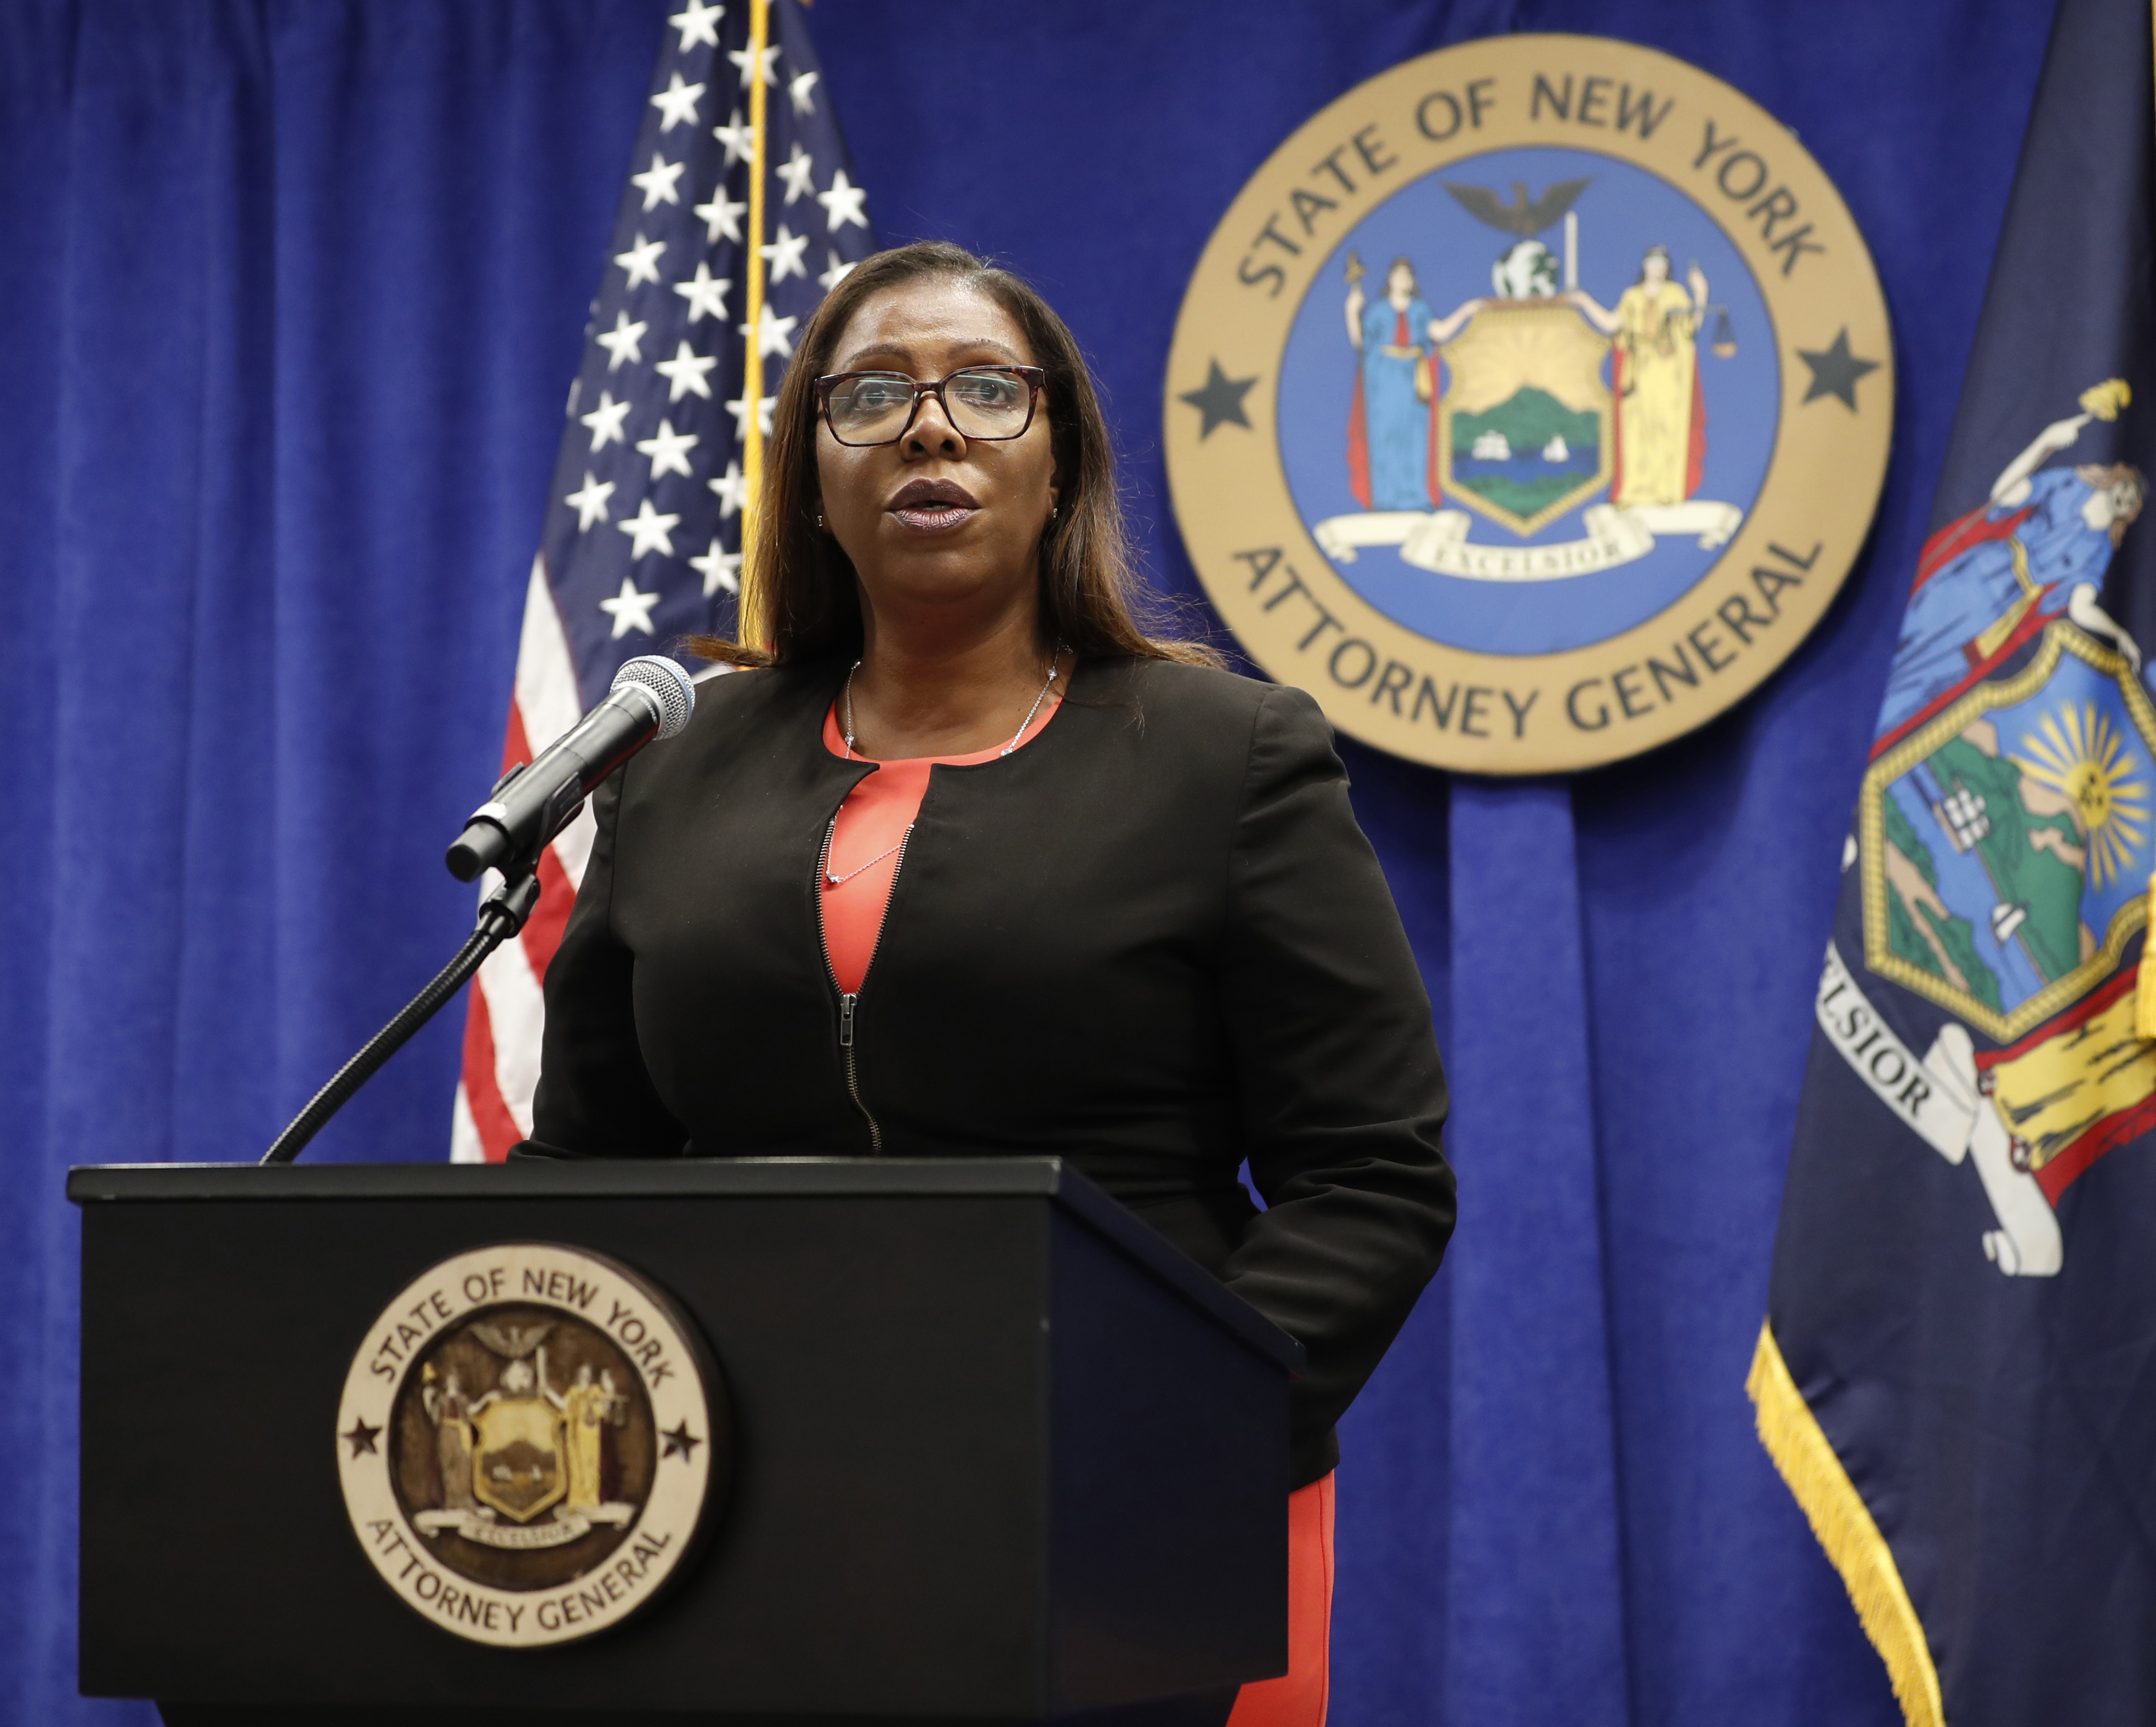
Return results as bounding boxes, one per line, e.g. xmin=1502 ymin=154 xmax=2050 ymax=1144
xmin=0 ymin=2 xmax=2058 ymax=1722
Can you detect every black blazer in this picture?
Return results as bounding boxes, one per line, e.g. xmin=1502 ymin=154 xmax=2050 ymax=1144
xmin=527 ymin=653 xmax=1455 ymax=1486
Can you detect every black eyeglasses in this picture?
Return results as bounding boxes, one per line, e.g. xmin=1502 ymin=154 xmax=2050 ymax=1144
xmin=815 ymin=366 xmax=1046 ymax=447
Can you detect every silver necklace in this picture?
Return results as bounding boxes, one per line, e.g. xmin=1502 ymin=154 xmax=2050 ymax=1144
xmin=827 ymin=827 xmax=912 ymax=887
xmin=841 ymin=649 xmax=1065 ymax=761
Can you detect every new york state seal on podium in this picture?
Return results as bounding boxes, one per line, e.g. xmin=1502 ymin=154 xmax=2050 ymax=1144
xmin=337 ymin=1243 xmax=727 ymax=1647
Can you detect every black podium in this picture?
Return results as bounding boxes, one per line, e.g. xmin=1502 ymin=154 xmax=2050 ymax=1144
xmin=69 ymin=1156 xmax=1302 ymax=1725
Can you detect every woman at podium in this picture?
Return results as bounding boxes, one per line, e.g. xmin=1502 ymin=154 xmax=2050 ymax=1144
xmin=527 ymin=241 xmax=1455 ymax=1726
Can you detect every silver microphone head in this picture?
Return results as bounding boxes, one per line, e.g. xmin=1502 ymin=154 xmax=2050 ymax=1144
xmin=611 ymin=655 xmax=698 ymax=740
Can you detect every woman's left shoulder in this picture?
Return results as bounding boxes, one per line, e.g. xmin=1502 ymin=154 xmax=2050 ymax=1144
xmin=1089 ymin=655 xmax=1319 ymax=725
xmin=1075 ymin=656 xmax=1336 ymax=779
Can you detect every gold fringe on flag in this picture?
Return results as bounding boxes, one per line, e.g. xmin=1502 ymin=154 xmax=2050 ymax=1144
xmin=1746 ymin=1322 xmax=1944 ymax=1727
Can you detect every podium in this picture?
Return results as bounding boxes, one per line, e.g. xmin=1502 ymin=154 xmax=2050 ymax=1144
xmin=68 ymin=1156 xmax=1303 ymax=1725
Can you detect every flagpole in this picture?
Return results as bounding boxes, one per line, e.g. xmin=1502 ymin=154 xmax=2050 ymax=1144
xmin=738 ymin=0 xmax=772 ymax=649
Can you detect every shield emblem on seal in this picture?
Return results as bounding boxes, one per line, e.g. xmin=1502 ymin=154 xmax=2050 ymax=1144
xmin=1861 ymin=621 xmax=2156 ymax=1042
xmin=1438 ymin=301 xmax=1614 ymax=537
xmin=473 ymin=1397 xmax=568 ymax=1523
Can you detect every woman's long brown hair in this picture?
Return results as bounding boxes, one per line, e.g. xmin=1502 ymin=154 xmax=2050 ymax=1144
xmin=689 ymin=241 xmax=1219 ymax=668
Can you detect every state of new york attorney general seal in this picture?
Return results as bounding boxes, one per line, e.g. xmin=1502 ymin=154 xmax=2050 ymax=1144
xmin=1165 ymin=35 xmax=1892 ymax=773
xmin=337 ymin=1243 xmax=726 ymax=1647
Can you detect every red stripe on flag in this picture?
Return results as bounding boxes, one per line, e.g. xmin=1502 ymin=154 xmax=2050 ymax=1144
xmin=500 ymin=698 xmax=532 ymax=777
xmin=459 ymin=964 xmax=525 ymax=1162
xmin=522 ymin=839 xmax=577 ymax=979
xmin=493 ymin=694 xmax=578 ymax=979
xmin=493 ymin=699 xmax=575 ymax=977
xmin=458 ymin=694 xmax=557 ymax=1162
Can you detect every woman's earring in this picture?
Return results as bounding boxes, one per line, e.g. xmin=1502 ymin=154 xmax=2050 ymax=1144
xmin=1049 ymin=504 xmax=1059 ymax=521
xmin=816 ymin=513 xmax=825 ymax=531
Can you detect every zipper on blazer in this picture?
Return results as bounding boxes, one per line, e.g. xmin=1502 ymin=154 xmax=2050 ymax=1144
xmin=816 ymin=811 xmax=912 ymax=1155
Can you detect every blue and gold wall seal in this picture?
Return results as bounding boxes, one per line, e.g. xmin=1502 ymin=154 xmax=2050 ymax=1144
xmin=1165 ymin=35 xmax=1893 ymax=773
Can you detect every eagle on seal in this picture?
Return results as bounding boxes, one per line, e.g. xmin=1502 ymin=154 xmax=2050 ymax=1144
xmin=468 ymin=1319 xmax=554 ymax=1359
xmin=1442 ymin=178 xmax=1590 ymax=237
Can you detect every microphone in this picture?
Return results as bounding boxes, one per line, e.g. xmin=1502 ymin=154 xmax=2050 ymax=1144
xmin=445 ymin=655 xmax=698 ymax=882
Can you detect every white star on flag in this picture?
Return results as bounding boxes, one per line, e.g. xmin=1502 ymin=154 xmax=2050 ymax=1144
xmin=613 ymin=231 xmax=667 ymax=288
xmin=728 ymin=43 xmax=781 ymax=88
xmin=596 ymin=309 xmax=648 ymax=371
xmin=712 ymin=110 xmax=756 ymax=168
xmin=674 ymin=262 xmax=731 ymax=323
xmin=726 ymin=389 xmax=776 ymax=441
xmin=668 ymin=0 xmax=723 ymax=51
xmin=789 ymin=69 xmax=820 ymax=116
xmin=636 ymin=418 xmax=700 ymax=480
xmin=599 ymin=575 xmax=663 ymax=638
xmin=761 ymin=222 xmax=809 ymax=283
xmin=708 ymin=461 xmax=749 ymax=517
xmin=750 ymin=302 xmax=799 ymax=360
xmin=695 ymin=186 xmax=746 ymax=244
xmin=818 ymin=249 xmax=857 ymax=292
xmin=616 ymin=497 xmax=682 ymax=560
xmin=579 ymin=389 xmax=631 ymax=451
xmin=655 ymin=339 xmax=719 ymax=401
xmin=817 ymin=169 xmax=868 ymax=232
xmin=648 ymin=72 xmax=705 ymax=132
xmin=691 ymin=537 xmax=742 ymax=596
xmin=777 ymin=143 xmax=816 ymax=204
xmin=630 ymin=153 xmax=686 ymax=210
xmin=565 ymin=471 xmax=617 ymax=530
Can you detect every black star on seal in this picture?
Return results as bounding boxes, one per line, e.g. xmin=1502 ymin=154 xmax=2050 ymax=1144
xmin=1178 ymin=359 xmax=1259 ymax=438
xmin=1795 ymin=328 xmax=1881 ymax=410
xmin=342 ymin=1416 xmax=382 ymax=1458
xmin=661 ymin=1420 xmax=702 ymax=1461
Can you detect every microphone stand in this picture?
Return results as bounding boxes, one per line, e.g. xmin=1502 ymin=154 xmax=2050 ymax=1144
xmin=259 ymin=868 xmax=542 ymax=1165
xmin=256 ymin=655 xmax=692 ymax=1166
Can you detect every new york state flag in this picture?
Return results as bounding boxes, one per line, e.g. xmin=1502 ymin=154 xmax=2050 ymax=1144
xmin=1755 ymin=0 xmax=2156 ymax=1720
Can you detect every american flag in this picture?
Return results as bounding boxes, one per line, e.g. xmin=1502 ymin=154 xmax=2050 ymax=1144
xmin=452 ymin=0 xmax=878 ymax=1162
